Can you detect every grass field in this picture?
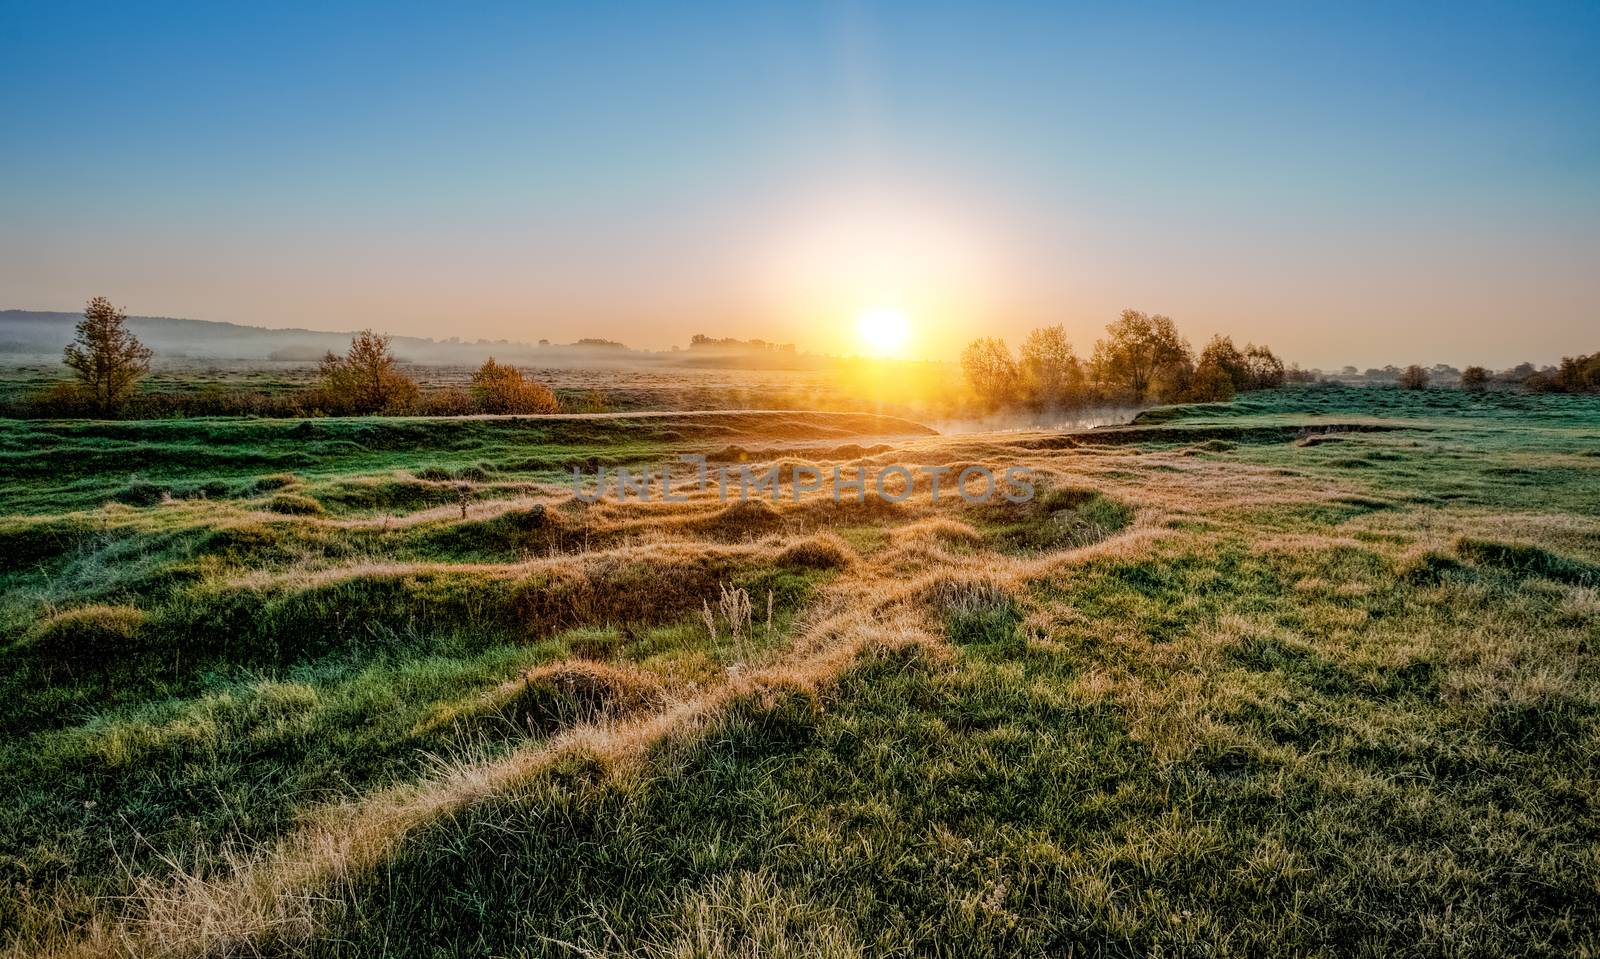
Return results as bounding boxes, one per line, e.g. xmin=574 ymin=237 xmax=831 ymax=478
xmin=2 ymin=386 xmax=1598 ymax=957
xmin=0 ymin=357 xmax=966 ymax=424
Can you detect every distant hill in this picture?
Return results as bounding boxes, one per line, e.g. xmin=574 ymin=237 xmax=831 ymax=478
xmin=0 ymin=310 xmax=656 ymax=367
xmin=0 ymin=309 xmax=843 ymax=372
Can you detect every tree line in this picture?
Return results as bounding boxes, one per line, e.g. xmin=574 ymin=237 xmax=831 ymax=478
xmin=17 ymin=297 xmax=1600 ymax=419
xmin=26 ymin=297 xmax=563 ymax=418
xmin=1345 ymin=360 xmax=1600 ymax=392
xmin=961 ymin=309 xmax=1289 ymax=410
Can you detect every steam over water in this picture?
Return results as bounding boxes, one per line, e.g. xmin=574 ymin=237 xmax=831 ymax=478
xmin=922 ymin=406 xmax=1147 ymax=435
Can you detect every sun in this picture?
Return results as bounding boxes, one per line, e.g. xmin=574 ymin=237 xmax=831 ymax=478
xmin=855 ymin=307 xmax=911 ymax=357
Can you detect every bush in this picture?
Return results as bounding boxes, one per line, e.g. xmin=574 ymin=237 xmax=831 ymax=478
xmin=412 ymin=387 xmax=477 ymax=416
xmin=315 ymin=330 xmax=420 ymax=414
xmin=471 ymin=358 xmax=560 ymax=414
xmin=23 ymin=381 xmax=97 ymax=417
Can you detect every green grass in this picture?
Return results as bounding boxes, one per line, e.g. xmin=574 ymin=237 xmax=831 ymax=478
xmin=2 ymin=387 xmax=1598 ymax=957
xmin=0 ymin=409 xmax=930 ymax=513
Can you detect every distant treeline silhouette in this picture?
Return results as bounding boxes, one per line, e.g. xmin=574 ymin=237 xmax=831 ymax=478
xmin=1324 ymin=358 xmax=1600 ymax=392
xmin=689 ymin=334 xmax=797 ymax=353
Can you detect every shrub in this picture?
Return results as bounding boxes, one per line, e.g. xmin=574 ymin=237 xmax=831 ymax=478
xmin=413 ymin=386 xmax=476 ymax=416
xmin=471 ymin=358 xmax=560 ymax=414
xmin=315 ymin=330 xmax=419 ymax=413
xmin=1189 ymin=357 xmax=1236 ymax=402
xmin=24 ymin=381 xmax=97 ymax=417
xmin=1242 ymin=344 xmax=1286 ymax=389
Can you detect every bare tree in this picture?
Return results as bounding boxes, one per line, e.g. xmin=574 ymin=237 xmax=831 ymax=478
xmin=1460 ymin=366 xmax=1490 ymax=390
xmin=63 ymin=296 xmax=153 ymax=416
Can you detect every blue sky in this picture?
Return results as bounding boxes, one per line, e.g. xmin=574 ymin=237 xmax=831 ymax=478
xmin=2 ymin=1 xmax=1596 ymax=365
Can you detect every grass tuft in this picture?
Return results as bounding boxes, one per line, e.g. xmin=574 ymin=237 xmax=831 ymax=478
xmin=1454 ymin=536 xmax=1600 ymax=586
xmin=17 ymin=604 xmax=146 ymax=664
xmin=775 ymin=533 xmax=856 ymax=570
xmin=265 ymin=492 xmax=327 ymax=516
xmin=414 ymin=660 xmax=666 ymax=739
xmin=1396 ymin=547 xmax=1469 ymax=585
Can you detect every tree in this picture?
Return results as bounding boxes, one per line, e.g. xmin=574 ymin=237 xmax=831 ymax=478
xmin=471 ymin=358 xmax=560 ymax=413
xmin=1017 ymin=326 xmax=1083 ymax=407
xmin=1192 ymin=336 xmax=1245 ymax=400
xmin=1242 ymin=344 xmax=1285 ymax=389
xmin=1091 ymin=310 xmax=1192 ymax=402
xmin=960 ymin=337 xmax=1019 ymax=409
xmin=317 ymin=329 xmax=418 ymax=413
xmin=1501 ymin=362 xmax=1537 ymax=384
xmin=1555 ymin=353 xmax=1600 ymax=393
xmin=62 ymin=296 xmax=152 ymax=416
xmin=1195 ymin=336 xmax=1247 ymax=389
xmin=1399 ymin=365 xmax=1430 ymax=390
xmin=1460 ymin=366 xmax=1490 ymax=390
xmin=1189 ymin=359 xmax=1236 ymax=401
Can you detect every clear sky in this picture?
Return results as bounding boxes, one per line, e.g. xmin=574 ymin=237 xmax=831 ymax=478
xmin=2 ymin=1 xmax=1596 ymax=366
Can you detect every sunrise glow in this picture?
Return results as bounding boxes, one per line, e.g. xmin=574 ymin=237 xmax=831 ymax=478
xmin=855 ymin=308 xmax=911 ymax=358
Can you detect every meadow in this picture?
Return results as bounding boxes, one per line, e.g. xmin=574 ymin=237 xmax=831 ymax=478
xmin=1 ymin=386 xmax=1598 ymax=957
xmin=0 ymin=356 xmax=964 ymax=424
